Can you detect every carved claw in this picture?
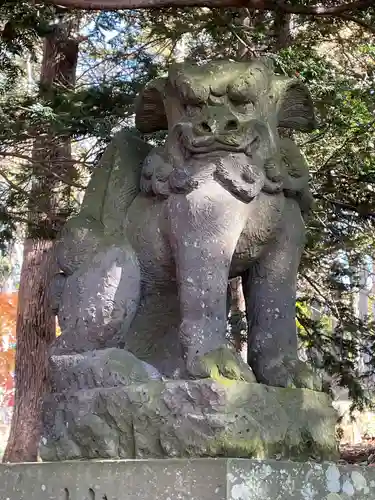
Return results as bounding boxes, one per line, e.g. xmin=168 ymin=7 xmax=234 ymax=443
xmin=187 ymin=346 xmax=257 ymax=384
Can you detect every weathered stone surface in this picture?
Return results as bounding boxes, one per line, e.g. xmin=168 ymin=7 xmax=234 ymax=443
xmin=0 ymin=459 xmax=226 ymax=500
xmin=40 ymin=379 xmax=338 ymax=462
xmin=227 ymin=459 xmax=375 ymax=500
xmin=51 ymin=58 xmax=319 ymax=387
xmin=1 ymin=458 xmax=375 ymax=500
xmin=49 ymin=348 xmax=162 ymax=393
xmin=44 ymin=59 xmax=334 ymax=465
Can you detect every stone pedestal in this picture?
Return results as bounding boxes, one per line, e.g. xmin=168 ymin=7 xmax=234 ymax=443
xmin=40 ymin=377 xmax=338 ymax=462
xmin=1 ymin=459 xmax=375 ymax=500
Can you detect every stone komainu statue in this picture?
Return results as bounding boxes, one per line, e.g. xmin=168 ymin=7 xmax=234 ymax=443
xmin=51 ymin=58 xmax=319 ymax=389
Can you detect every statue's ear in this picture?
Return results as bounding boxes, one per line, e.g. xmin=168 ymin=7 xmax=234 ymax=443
xmin=135 ymin=77 xmax=168 ymax=133
xmin=272 ymin=77 xmax=317 ymax=132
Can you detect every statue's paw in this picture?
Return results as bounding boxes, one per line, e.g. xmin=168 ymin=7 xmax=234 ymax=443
xmin=187 ymin=346 xmax=257 ymax=384
xmin=283 ymin=359 xmax=324 ymax=392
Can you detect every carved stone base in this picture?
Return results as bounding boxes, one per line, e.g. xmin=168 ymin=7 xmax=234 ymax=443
xmin=2 ymin=459 xmax=375 ymax=500
xmin=40 ymin=378 xmax=338 ymax=462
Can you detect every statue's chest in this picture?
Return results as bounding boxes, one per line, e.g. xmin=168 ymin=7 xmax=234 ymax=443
xmin=230 ymin=192 xmax=285 ymax=277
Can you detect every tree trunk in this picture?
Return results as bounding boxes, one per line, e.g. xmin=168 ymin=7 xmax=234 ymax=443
xmin=2 ymin=239 xmax=56 ymax=462
xmin=274 ymin=11 xmax=291 ymax=51
xmin=3 ymin=19 xmax=79 ymax=463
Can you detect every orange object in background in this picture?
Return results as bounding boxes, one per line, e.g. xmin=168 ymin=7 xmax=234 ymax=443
xmin=0 ymin=292 xmax=17 ymax=408
xmin=0 ymin=292 xmax=17 ymax=347
xmin=0 ymin=291 xmax=60 ymax=410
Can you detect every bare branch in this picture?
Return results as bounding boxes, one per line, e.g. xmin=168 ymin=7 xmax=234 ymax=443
xmin=44 ymin=0 xmax=375 ymax=16
xmin=339 ymin=12 xmax=375 ymax=33
xmin=46 ymin=0 xmax=248 ymax=9
xmin=278 ymin=0 xmax=374 ymax=15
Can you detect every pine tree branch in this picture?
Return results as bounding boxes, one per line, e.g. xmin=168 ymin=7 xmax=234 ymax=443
xmin=0 ymin=152 xmax=86 ymax=189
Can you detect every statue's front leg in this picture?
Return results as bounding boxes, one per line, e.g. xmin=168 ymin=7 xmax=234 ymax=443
xmin=244 ymin=198 xmax=322 ymax=390
xmin=167 ymin=180 xmax=255 ymax=381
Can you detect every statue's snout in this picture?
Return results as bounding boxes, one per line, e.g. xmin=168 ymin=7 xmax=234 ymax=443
xmin=193 ymin=107 xmax=240 ymax=138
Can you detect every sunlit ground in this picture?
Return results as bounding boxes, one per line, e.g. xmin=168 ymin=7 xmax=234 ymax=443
xmin=0 ymin=410 xmax=12 ymax=459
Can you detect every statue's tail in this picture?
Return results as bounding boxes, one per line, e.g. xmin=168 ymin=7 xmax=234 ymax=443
xmin=50 ymin=129 xmax=151 ymax=313
xmin=55 ymin=131 xmax=151 ymax=277
xmin=51 ymin=130 xmax=151 ymax=344
xmin=80 ymin=130 xmax=152 ymax=234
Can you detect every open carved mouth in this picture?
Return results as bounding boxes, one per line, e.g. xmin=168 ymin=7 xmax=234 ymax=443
xmin=176 ymin=125 xmax=245 ymax=159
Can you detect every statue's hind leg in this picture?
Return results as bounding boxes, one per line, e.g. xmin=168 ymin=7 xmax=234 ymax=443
xmin=243 ymin=198 xmax=321 ymax=390
xmin=52 ymin=242 xmax=141 ymax=355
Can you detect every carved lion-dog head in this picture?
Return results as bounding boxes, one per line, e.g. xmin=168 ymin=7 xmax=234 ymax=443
xmin=136 ymin=59 xmax=316 ymax=206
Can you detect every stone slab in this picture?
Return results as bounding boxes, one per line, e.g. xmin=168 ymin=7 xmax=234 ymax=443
xmin=228 ymin=459 xmax=375 ymax=500
xmin=1 ymin=459 xmax=375 ymax=500
xmin=40 ymin=379 xmax=338 ymax=462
